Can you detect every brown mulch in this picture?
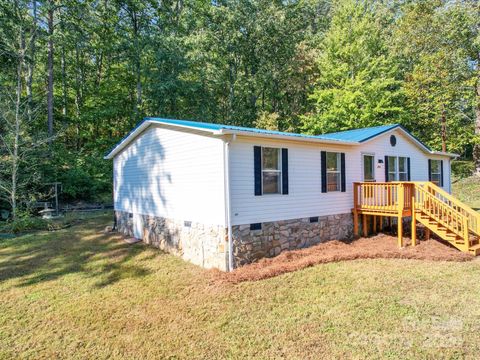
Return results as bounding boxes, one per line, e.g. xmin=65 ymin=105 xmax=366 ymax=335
xmin=214 ymin=234 xmax=474 ymax=284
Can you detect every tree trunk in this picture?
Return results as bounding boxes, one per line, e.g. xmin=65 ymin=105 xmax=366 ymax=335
xmin=25 ymin=0 xmax=37 ymax=122
xmin=131 ymin=9 xmax=142 ymax=118
xmin=47 ymin=2 xmax=54 ymax=141
xmin=12 ymin=26 xmax=25 ymax=220
xmin=61 ymin=44 xmax=67 ymax=116
xmin=474 ymin=64 xmax=480 ymax=176
xmin=441 ymin=106 xmax=447 ymax=153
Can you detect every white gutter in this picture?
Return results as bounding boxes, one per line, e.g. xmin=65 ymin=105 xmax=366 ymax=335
xmin=223 ymin=135 xmax=235 ymax=271
xmin=430 ymin=151 xmax=459 ymax=158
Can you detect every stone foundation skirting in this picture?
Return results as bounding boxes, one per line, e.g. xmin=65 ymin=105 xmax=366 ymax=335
xmin=115 ymin=211 xmax=228 ymax=270
xmin=115 ymin=211 xmax=353 ymax=270
xmin=232 ymin=213 xmax=353 ymax=266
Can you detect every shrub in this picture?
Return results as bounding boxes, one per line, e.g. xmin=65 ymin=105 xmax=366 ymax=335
xmin=451 ymin=160 xmax=474 ymax=179
xmin=0 ymin=216 xmax=50 ymax=233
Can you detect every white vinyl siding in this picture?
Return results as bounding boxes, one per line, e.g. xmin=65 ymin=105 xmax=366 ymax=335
xmin=113 ymin=125 xmax=226 ymax=226
xmin=229 ymin=128 xmax=451 ymax=225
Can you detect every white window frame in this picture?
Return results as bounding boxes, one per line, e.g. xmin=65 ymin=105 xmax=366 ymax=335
xmin=430 ymin=160 xmax=442 ymax=185
xmin=362 ymin=153 xmax=375 ymax=182
xmin=398 ymin=157 xmax=408 ymax=181
xmin=261 ymin=147 xmax=282 ymax=195
xmin=387 ymin=156 xmax=408 ymax=182
xmin=326 ymin=152 xmax=341 ymax=192
xmin=387 ymin=156 xmax=398 ymax=181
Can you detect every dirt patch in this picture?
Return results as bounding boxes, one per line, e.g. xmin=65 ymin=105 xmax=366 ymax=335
xmin=214 ymin=234 xmax=474 ymax=284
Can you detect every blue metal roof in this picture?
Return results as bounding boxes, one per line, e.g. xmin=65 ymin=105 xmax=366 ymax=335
xmin=320 ymin=124 xmax=401 ymax=142
xmin=144 ymin=117 xmax=359 ymax=142
xmin=105 ymin=117 xmax=433 ymax=159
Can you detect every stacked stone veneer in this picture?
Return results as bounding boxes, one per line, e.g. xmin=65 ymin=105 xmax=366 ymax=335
xmin=116 ymin=211 xmax=354 ymax=270
xmin=232 ymin=213 xmax=353 ymax=266
xmin=115 ymin=211 xmax=228 ymax=270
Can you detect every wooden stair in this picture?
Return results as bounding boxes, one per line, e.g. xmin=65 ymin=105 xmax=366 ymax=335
xmin=414 ymin=182 xmax=480 ymax=255
xmin=353 ymin=181 xmax=480 ymax=255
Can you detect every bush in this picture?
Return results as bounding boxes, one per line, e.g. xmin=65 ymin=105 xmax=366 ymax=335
xmin=0 ymin=216 xmax=50 ymax=233
xmin=451 ymin=160 xmax=474 ymax=179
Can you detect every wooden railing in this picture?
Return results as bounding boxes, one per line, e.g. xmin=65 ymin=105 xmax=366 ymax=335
xmin=353 ymin=182 xmax=414 ymax=214
xmin=353 ymin=181 xmax=479 ymax=242
xmin=418 ymin=182 xmax=480 ymax=237
xmin=414 ymin=184 xmax=468 ymax=239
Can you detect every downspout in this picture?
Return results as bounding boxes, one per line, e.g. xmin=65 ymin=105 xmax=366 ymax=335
xmin=223 ymin=135 xmax=235 ymax=271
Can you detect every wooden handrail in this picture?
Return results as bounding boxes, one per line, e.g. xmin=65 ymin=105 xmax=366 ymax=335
xmin=414 ymin=184 xmax=468 ymax=237
xmin=419 ymin=182 xmax=480 ymax=236
xmin=353 ymin=182 xmax=413 ymax=213
xmin=353 ymin=181 xmax=477 ymax=252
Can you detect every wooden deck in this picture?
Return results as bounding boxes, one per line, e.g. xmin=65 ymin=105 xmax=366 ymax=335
xmin=352 ymin=181 xmax=480 ymax=254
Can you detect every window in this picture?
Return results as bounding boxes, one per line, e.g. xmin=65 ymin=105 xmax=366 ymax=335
xmin=363 ymin=154 xmax=375 ymax=182
xmin=387 ymin=156 xmax=397 ymax=181
xmin=390 ymin=135 xmax=397 ymax=147
xmin=398 ymin=157 xmax=408 ymax=181
xmin=430 ymin=160 xmax=442 ymax=185
xmin=387 ymin=156 xmax=408 ymax=181
xmin=262 ymin=147 xmax=282 ymax=194
xmin=326 ymin=152 xmax=341 ymax=191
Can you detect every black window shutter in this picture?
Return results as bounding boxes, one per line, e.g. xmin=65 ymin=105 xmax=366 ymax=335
xmin=428 ymin=159 xmax=432 ymax=182
xmin=340 ymin=153 xmax=346 ymax=192
xmin=440 ymin=160 xmax=444 ymax=187
xmin=384 ymin=156 xmax=389 ymax=182
xmin=407 ymin=157 xmax=411 ymax=181
xmin=321 ymin=151 xmax=327 ymax=193
xmin=254 ymin=146 xmax=262 ymax=196
xmin=281 ymin=148 xmax=288 ymax=195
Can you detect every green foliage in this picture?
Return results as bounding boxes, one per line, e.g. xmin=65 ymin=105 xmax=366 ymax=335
xmin=0 ymin=0 xmax=479 ymax=216
xmin=452 ymin=161 xmax=475 ymax=179
xmin=0 ymin=212 xmax=50 ymax=233
xmin=302 ymin=0 xmax=404 ymax=134
xmin=392 ymin=0 xmax=477 ymax=153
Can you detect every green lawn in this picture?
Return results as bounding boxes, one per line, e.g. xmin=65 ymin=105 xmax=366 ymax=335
xmin=2 ymin=214 xmax=480 ymax=358
xmin=452 ymin=176 xmax=480 ymax=211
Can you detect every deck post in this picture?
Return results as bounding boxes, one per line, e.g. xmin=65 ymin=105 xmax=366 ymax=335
xmin=398 ymin=216 xmax=403 ymax=247
xmin=379 ymin=216 xmax=383 ymax=232
xmin=373 ymin=216 xmax=377 ymax=234
xmin=397 ymin=184 xmax=404 ymax=248
xmin=411 ymin=209 xmax=417 ymax=247
xmin=353 ymin=211 xmax=359 ymax=236
xmin=363 ymin=214 xmax=368 ymax=237
xmin=463 ymin=217 xmax=469 ymax=252
xmin=425 ymin=228 xmax=430 ymax=240
xmin=353 ymin=183 xmax=359 ymax=236
xmin=411 ymin=190 xmax=417 ymax=247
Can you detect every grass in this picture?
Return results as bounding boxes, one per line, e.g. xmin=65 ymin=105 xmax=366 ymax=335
xmin=2 ymin=214 xmax=480 ymax=358
xmin=452 ymin=176 xmax=480 ymax=210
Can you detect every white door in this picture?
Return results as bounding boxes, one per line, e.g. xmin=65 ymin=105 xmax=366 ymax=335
xmin=132 ymin=213 xmax=143 ymax=239
xmin=363 ymin=154 xmax=375 ymax=182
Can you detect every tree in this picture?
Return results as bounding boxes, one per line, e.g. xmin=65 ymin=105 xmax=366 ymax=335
xmin=392 ymin=0 xmax=476 ymax=155
xmin=302 ymin=0 xmax=404 ymax=135
xmin=0 ymin=0 xmax=49 ymax=218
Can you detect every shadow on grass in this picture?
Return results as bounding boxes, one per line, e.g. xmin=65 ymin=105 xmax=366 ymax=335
xmin=0 ymin=216 xmax=161 ymax=288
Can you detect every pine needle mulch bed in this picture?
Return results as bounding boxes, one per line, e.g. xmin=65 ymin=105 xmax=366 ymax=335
xmin=215 ymin=234 xmax=474 ymax=284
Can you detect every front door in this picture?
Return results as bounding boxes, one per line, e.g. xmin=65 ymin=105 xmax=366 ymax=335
xmin=363 ymin=154 xmax=375 ymax=182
